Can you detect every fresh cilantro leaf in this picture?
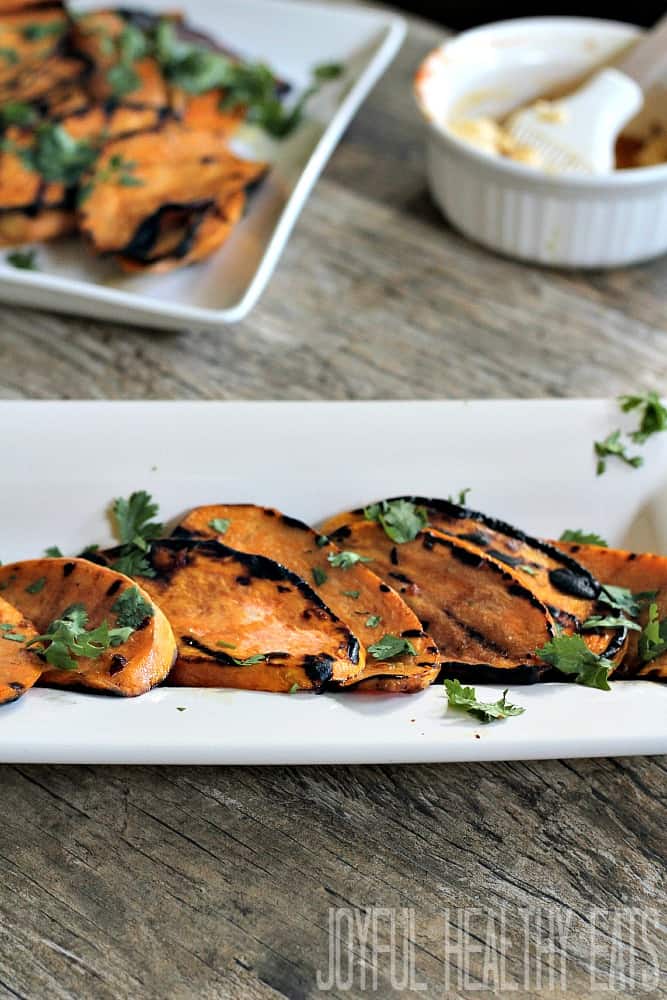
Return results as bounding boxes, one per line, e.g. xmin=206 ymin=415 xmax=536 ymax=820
xmin=107 ymin=62 xmax=141 ymax=97
xmin=25 ymin=577 xmax=46 ymax=594
xmin=109 ymin=491 xmax=163 ymax=578
xmin=111 ymin=586 xmax=154 ymax=630
xmin=447 ymin=488 xmax=471 ymax=505
xmin=327 ymin=550 xmax=372 ymax=569
xmin=176 ymin=706 xmax=186 ymax=712
xmin=311 ymin=567 xmax=327 ymax=587
xmin=44 ymin=546 xmax=63 ymax=557
xmin=22 ymin=21 xmax=65 ymax=41
xmin=638 ymin=602 xmax=667 ymax=663
xmin=315 ymin=535 xmax=329 ymax=547
xmin=6 ymin=248 xmax=38 ymax=270
xmin=0 ymin=624 xmax=13 ymax=630
xmin=599 ymin=584 xmax=647 ymax=617
xmin=444 ymin=678 xmax=525 ymax=724
xmin=79 ymin=154 xmax=143 ymax=202
xmin=536 ymin=634 xmax=612 ymax=690
xmin=342 ymin=589 xmax=360 ymax=599
xmin=288 ymin=682 xmax=299 ymax=694
xmin=368 ymin=634 xmax=416 ymax=660
xmin=2 ymin=632 xmax=25 ymax=643
xmin=230 ymin=653 xmax=266 ymax=666
xmin=582 ymin=614 xmax=641 ymax=632
xmin=619 ymin=392 xmax=667 ymax=445
xmin=313 ymin=62 xmax=343 ymax=81
xmin=118 ymin=23 xmax=149 ymax=63
xmin=364 ymin=499 xmax=428 ymax=544
xmin=365 ymin=615 xmax=381 ymax=628
xmin=559 ymin=529 xmax=608 ymax=547
xmin=26 ymin=604 xmax=133 ymax=671
xmin=209 ymin=518 xmax=230 ymax=535
xmin=594 ymin=430 xmax=643 ymax=476
xmin=0 ymin=48 xmax=18 ymax=65
xmin=217 ymin=640 xmax=237 ymax=649
xmin=17 ymin=124 xmax=97 ymax=186
xmin=1 ymin=102 xmax=37 ymax=126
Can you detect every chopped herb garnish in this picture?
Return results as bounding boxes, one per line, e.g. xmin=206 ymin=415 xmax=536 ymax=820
xmin=209 ymin=518 xmax=230 ymax=535
xmin=519 ymin=564 xmax=537 ymax=575
xmin=368 ymin=634 xmax=416 ymax=660
xmin=44 ymin=546 xmax=63 ymax=558
xmin=0 ymin=48 xmax=19 ymax=65
xmin=0 ymin=624 xmax=13 ymax=631
xmin=25 ymin=577 xmax=46 ymax=594
xmin=598 ymin=584 xmax=655 ymax=618
xmin=107 ymin=61 xmax=141 ymax=97
xmin=327 ymin=550 xmax=372 ymax=570
xmin=315 ymin=535 xmax=329 ymax=547
xmin=364 ymin=499 xmax=428 ymax=544
xmin=582 ymin=614 xmax=641 ymax=632
xmin=365 ymin=615 xmax=381 ymax=628
xmin=342 ymin=589 xmax=360 ymax=599
xmin=111 ymin=586 xmax=154 ymax=630
xmin=559 ymin=529 xmax=608 ymax=547
xmin=22 ymin=21 xmax=65 ymax=41
xmin=619 ymin=392 xmax=667 ymax=444
xmin=26 ymin=604 xmax=133 ymax=671
xmin=288 ymin=682 xmax=299 ymax=694
xmin=536 ymin=634 xmax=613 ymax=690
xmin=1 ymin=101 xmax=37 ymax=126
xmin=79 ymin=153 xmax=143 ymax=202
xmin=217 ymin=640 xmax=237 ymax=650
xmin=444 ymin=678 xmax=525 ymax=724
xmin=448 ymin=488 xmax=471 ymax=506
xmin=311 ymin=567 xmax=327 ymax=587
xmin=638 ymin=603 xmax=667 ymax=663
xmin=6 ymin=248 xmax=37 ymax=270
xmin=15 ymin=124 xmax=97 ymax=186
xmin=230 ymin=653 xmax=266 ymax=666
xmin=109 ymin=490 xmax=163 ymax=578
xmin=594 ymin=430 xmax=643 ymax=476
xmin=2 ymin=632 xmax=25 ymax=643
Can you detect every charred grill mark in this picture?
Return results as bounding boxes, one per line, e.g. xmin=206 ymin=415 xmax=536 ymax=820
xmin=488 ymin=548 xmax=522 ymax=567
xmin=439 ymin=606 xmax=516 ymax=661
xmin=8 ymin=682 xmax=23 ymax=692
xmin=459 ymin=530 xmax=490 ymax=547
xmin=347 ymin=635 xmax=361 ymax=664
xmin=390 ymin=547 xmax=399 ymax=565
xmin=401 ymin=629 xmax=425 ymax=638
xmin=106 ymin=579 xmax=123 ymax=597
xmin=63 ymin=562 xmax=76 ymax=577
xmin=303 ymin=654 xmax=334 ymax=687
xmin=549 ymin=567 xmax=600 ymax=601
xmin=379 ymin=583 xmax=390 ymax=593
xmin=389 ymin=571 xmax=413 ymax=585
xmin=438 ymin=661 xmax=543 ymax=685
xmin=330 ymin=526 xmax=351 ymax=542
xmin=280 ymin=513 xmax=310 ymax=532
xmin=109 ymin=654 xmax=127 ymax=675
xmin=122 ymin=199 xmax=215 ymax=264
xmin=236 ymin=575 xmax=251 ymax=586
xmin=277 ymin=585 xmax=291 ymax=593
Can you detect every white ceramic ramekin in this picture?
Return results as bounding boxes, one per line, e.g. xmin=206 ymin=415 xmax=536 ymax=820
xmin=414 ymin=18 xmax=667 ymax=268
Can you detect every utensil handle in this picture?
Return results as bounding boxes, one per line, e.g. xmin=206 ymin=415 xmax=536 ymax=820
xmin=618 ymin=13 xmax=667 ymax=91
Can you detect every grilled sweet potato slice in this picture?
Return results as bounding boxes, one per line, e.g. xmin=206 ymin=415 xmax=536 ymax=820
xmin=555 ymin=541 xmax=667 ymax=680
xmin=137 ymin=538 xmax=365 ymax=692
xmin=326 ymin=521 xmax=556 ymax=683
xmin=0 ymin=595 xmax=42 ymax=704
xmin=0 ymin=125 xmax=74 ymax=244
xmin=0 ymin=559 xmax=177 ymax=696
xmin=174 ymin=504 xmax=440 ymax=692
xmin=78 ymin=124 xmax=264 ymax=271
xmin=322 ymin=497 xmax=627 ymax=668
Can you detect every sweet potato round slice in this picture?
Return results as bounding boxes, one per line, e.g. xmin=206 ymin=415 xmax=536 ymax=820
xmin=174 ymin=504 xmax=440 ymax=692
xmin=137 ymin=538 xmax=365 ymax=693
xmin=322 ymin=496 xmax=627 ymax=667
xmin=555 ymin=541 xmax=667 ymax=681
xmin=0 ymin=559 xmax=177 ymax=696
xmin=0 ymin=595 xmax=42 ymax=705
xmin=327 ymin=521 xmax=557 ymax=683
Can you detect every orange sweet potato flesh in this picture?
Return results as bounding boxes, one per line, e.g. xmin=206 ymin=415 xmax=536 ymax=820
xmin=555 ymin=541 xmax=667 ymax=680
xmin=78 ymin=125 xmax=264 ymax=271
xmin=0 ymin=595 xmax=42 ymax=704
xmin=326 ymin=521 xmax=556 ymax=683
xmin=0 ymin=559 xmax=177 ymax=696
xmin=322 ymin=498 xmax=626 ymax=668
xmin=138 ymin=538 xmax=365 ymax=693
xmin=175 ymin=504 xmax=440 ymax=692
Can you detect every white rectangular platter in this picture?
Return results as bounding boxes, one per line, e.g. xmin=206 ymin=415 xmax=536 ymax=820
xmin=0 ymin=0 xmax=405 ymax=331
xmin=1 ymin=399 xmax=666 ymax=764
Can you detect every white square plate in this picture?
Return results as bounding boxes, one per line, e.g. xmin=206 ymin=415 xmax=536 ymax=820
xmin=0 ymin=1 xmax=405 ymax=331
xmin=1 ymin=399 xmax=666 ymax=764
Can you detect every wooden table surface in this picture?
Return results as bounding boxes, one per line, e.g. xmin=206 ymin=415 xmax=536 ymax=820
xmin=0 ymin=7 xmax=665 ymax=1000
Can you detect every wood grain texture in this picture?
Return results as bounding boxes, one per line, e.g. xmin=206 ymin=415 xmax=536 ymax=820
xmin=0 ymin=5 xmax=665 ymax=999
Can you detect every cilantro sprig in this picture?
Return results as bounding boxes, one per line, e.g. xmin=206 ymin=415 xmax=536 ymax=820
xmin=444 ymin=678 xmax=525 ymax=724
xmin=594 ymin=430 xmax=643 ymax=477
xmin=6 ymin=248 xmax=38 ymax=270
xmin=368 ymin=634 xmax=416 ymax=660
xmin=364 ymin=499 xmax=428 ymax=544
xmin=536 ymin=634 xmax=613 ymax=690
xmin=109 ymin=490 xmax=163 ymax=578
xmin=559 ymin=529 xmax=608 ymax=547
xmin=26 ymin=604 xmax=133 ymax=671
xmin=620 ymin=392 xmax=667 ymax=444
xmin=327 ymin=550 xmax=372 ymax=570
xmin=638 ymin=603 xmax=667 ymax=664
